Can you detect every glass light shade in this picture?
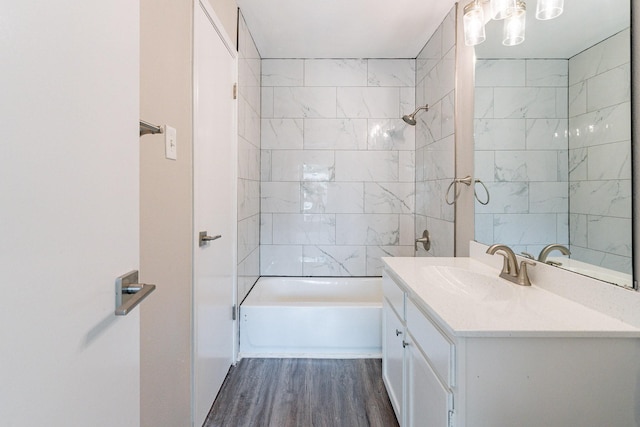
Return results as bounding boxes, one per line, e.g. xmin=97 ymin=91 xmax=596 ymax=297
xmin=503 ymin=2 xmax=526 ymax=46
xmin=536 ymin=0 xmax=563 ymax=20
xmin=491 ymin=0 xmax=517 ymax=20
xmin=463 ymin=1 xmax=486 ymax=46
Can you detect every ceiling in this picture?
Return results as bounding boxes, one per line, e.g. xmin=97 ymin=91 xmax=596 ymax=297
xmin=236 ymin=0 xmax=458 ymax=59
xmin=237 ymin=0 xmax=630 ymax=60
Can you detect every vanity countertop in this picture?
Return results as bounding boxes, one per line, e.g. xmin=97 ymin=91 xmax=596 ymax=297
xmin=382 ymin=256 xmax=640 ymax=338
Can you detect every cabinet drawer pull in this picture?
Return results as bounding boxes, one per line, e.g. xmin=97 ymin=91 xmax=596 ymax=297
xmin=396 ymin=329 xmax=403 ymax=336
xmin=402 ymin=340 xmax=410 ymax=348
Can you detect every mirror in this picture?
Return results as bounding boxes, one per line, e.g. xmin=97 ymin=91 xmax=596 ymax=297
xmin=472 ymin=0 xmax=633 ymax=288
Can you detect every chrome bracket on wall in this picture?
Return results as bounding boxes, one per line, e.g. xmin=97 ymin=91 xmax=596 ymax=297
xmin=115 ymin=270 xmax=156 ymax=316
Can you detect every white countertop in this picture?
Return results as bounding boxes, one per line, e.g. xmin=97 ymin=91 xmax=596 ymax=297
xmin=382 ymin=256 xmax=640 ymax=338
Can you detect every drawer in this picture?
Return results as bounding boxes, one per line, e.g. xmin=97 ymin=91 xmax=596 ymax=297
xmin=406 ymin=298 xmax=454 ymax=387
xmin=382 ymin=272 xmax=405 ymax=320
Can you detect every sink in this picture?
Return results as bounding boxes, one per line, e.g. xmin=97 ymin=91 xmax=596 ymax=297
xmin=422 ymin=266 xmax=518 ymax=301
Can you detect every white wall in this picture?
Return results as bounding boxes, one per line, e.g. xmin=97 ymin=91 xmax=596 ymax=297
xmin=260 ymin=59 xmax=416 ymax=276
xmin=139 ymin=1 xmax=194 ymax=425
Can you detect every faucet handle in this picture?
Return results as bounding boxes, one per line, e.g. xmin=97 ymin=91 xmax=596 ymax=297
xmin=517 ymin=259 xmax=535 ymax=286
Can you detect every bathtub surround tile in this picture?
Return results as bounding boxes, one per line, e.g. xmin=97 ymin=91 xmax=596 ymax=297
xmin=305 ymin=59 xmax=368 ymax=87
xmin=364 ymin=183 xmax=415 ymax=214
xmin=529 ymin=182 xmax=568 ymax=214
xmin=238 ymin=215 xmax=260 ymax=261
xmin=335 ymin=151 xmax=398 ymax=182
xmin=261 ymin=245 xmax=303 ymax=276
xmin=493 ymin=87 xmax=557 ymax=119
xmin=271 ymin=150 xmax=335 ymax=182
xmin=586 ymin=64 xmax=630 ymax=112
xmin=474 ymin=182 xmax=528 ymax=214
xmin=272 ymin=214 xmax=336 ymax=245
xmin=261 ymin=87 xmax=274 ymax=118
xmin=569 ymin=180 xmax=631 ymax=218
xmin=526 ymin=60 xmax=568 ymax=87
xmin=587 ymin=216 xmax=632 ymax=258
xmin=475 ymin=60 xmax=525 ymax=87
xmin=302 ymin=245 xmax=366 ymax=276
xmin=238 ymin=179 xmax=260 ymax=220
xmin=568 ymin=82 xmax=587 ymax=117
xmin=336 ymin=214 xmax=399 ymax=246
xmin=274 ymin=87 xmax=337 ymax=118
xmin=400 ymin=88 xmax=415 ymax=119
xmin=525 ymin=119 xmax=568 ymax=150
xmin=262 ymin=59 xmax=304 ymax=86
xmin=587 ymin=141 xmax=631 ymax=181
xmin=261 ymin=182 xmax=300 ymax=213
xmin=474 ymin=119 xmax=526 ymax=151
xmin=261 ymin=214 xmax=273 ymax=245
xmin=238 ymin=19 xmax=262 ymax=301
xmin=337 ymin=87 xmax=400 ymax=119
xmin=304 ymin=119 xmax=368 ymax=150
xmin=493 ymin=214 xmax=558 ymax=246
xmin=398 ymin=151 xmax=415 ymax=183
xmin=261 ymin=119 xmax=304 ymax=150
xmin=302 ymin=182 xmax=364 ymax=214
xmin=367 ymin=119 xmax=415 ymax=151
xmin=261 ymin=58 xmax=420 ymax=276
xmin=367 ymin=59 xmax=415 ymax=87
xmin=474 ymin=87 xmax=494 ymax=119
xmin=238 ymin=136 xmax=261 ymax=181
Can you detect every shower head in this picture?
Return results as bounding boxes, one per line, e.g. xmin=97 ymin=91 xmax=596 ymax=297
xmin=402 ymin=104 xmax=429 ymax=126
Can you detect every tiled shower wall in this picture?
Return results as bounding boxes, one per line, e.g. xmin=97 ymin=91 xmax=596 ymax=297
xmin=568 ymin=28 xmax=632 ymax=273
xmin=415 ymin=6 xmax=456 ymax=257
xmin=260 ymin=59 xmax=416 ymax=276
xmin=237 ymin=13 xmax=261 ymax=301
xmin=474 ymin=58 xmax=569 ymax=255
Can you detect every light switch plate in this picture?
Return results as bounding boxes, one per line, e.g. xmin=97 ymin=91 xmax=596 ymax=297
xmin=164 ymin=125 xmax=177 ymax=160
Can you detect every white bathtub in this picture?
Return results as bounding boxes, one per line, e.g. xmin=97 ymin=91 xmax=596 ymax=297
xmin=239 ymin=276 xmax=383 ymax=358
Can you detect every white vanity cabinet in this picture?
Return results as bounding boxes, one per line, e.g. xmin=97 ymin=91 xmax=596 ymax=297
xmin=382 ymin=273 xmax=454 ymax=427
xmin=382 ymin=257 xmax=640 ymax=427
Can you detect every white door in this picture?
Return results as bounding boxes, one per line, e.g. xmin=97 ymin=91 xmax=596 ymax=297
xmin=193 ymin=2 xmax=238 ymax=424
xmin=0 ymin=2 xmax=141 ymax=426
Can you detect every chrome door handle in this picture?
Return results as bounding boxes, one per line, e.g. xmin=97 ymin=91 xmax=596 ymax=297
xmin=199 ymin=231 xmax=222 ymax=247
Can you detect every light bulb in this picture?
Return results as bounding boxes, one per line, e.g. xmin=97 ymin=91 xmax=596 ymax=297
xmin=536 ymin=0 xmax=563 ymax=20
xmin=503 ymin=1 xmax=526 ymax=46
xmin=490 ymin=0 xmax=517 ymax=20
xmin=463 ymin=1 xmax=486 ymax=46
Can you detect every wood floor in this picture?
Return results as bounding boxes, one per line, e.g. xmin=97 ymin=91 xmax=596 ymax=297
xmin=204 ymin=358 xmax=400 ymax=427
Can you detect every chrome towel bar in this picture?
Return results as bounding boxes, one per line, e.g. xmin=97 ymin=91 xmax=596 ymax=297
xmin=140 ymin=120 xmax=164 ymax=137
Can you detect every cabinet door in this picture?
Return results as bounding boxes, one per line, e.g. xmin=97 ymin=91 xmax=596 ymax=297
xmin=382 ymin=300 xmax=405 ymax=424
xmin=407 ymin=337 xmax=453 ymax=427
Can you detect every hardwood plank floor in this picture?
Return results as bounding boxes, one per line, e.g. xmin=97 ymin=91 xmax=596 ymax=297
xmin=204 ymin=358 xmax=400 ymax=427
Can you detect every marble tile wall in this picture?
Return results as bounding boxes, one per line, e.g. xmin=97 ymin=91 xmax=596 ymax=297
xmin=568 ymin=28 xmax=632 ymax=274
xmin=237 ymin=13 xmax=261 ymax=301
xmin=260 ymin=58 xmax=416 ymax=276
xmin=415 ymin=6 xmax=457 ymax=257
xmin=474 ymin=58 xmax=570 ymax=255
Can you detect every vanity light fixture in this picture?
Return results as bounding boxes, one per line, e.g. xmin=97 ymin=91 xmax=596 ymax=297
xmin=463 ymin=1 xmax=486 ymax=46
xmin=502 ymin=1 xmax=527 ymax=46
xmin=490 ymin=0 xmax=516 ymax=20
xmin=536 ymin=0 xmax=563 ymax=20
xmin=463 ymin=0 xmax=562 ymax=47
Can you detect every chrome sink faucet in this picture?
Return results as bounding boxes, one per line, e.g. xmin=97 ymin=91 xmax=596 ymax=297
xmin=486 ymin=244 xmax=535 ymax=286
xmin=538 ymin=244 xmax=570 ymax=263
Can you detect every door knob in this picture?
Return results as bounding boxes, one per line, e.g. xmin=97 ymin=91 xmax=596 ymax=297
xmin=199 ymin=231 xmax=222 ymax=247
